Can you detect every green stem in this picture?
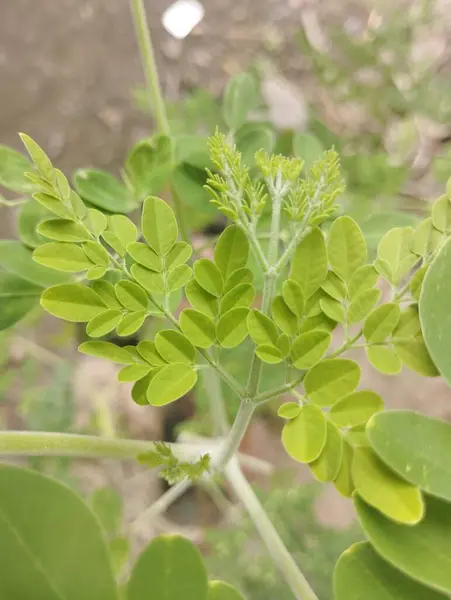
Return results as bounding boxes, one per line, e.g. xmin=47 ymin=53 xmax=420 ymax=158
xmin=254 ymin=372 xmax=306 ymax=404
xmin=214 ymin=401 xmax=255 ymax=468
xmin=201 ymin=361 xmax=229 ymax=437
xmin=0 ymin=431 xmax=195 ymax=460
xmin=226 ymin=459 xmax=319 ymax=600
xmin=129 ymin=0 xmax=169 ymax=134
xmin=132 ymin=479 xmax=191 ymax=531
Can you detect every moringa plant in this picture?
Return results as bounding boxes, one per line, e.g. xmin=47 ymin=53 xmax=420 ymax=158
xmin=1 ymin=1 xmax=451 ymax=599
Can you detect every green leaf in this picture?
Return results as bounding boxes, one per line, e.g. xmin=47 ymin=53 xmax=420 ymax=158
xmin=79 ymin=341 xmax=136 ymax=364
xmin=131 ymin=372 xmax=154 ymax=405
xmin=137 ymin=341 xmax=167 ymax=366
xmin=19 ymin=133 xmax=54 ymax=181
xmin=33 ymin=191 xmax=74 ymax=219
xmin=127 ymin=242 xmax=162 ymax=272
xmin=347 ymin=424 xmax=369 ymax=448
xmin=214 ymin=225 xmax=249 ymax=280
xmin=377 ymin=227 xmax=418 ymax=285
xmin=330 ymin=390 xmax=384 ymax=427
xmin=394 ymin=338 xmax=439 ymax=376
xmin=355 ymin=494 xmax=451 ymax=595
xmin=102 ymin=231 xmax=125 ymax=257
xmin=247 ymin=309 xmax=279 ymax=346
xmin=223 ymin=72 xmax=258 ymax=130
xmin=310 ymin=421 xmax=343 ymax=482
xmin=142 ymin=196 xmax=178 ymax=257
xmin=420 ymin=238 xmax=451 ymax=383
xmin=334 ymin=541 xmax=447 ymax=600
xmin=118 ymin=364 xmax=152 ymax=382
xmin=108 ymin=215 xmax=137 ymax=248
xmin=271 ymin=296 xmax=297 ymax=336
xmin=367 ymin=410 xmax=451 ymax=503
xmin=334 ymin=440 xmax=354 ymax=497
xmin=277 ymin=402 xmax=301 ymax=419
xmin=131 ymin=264 xmax=165 ymax=294
xmin=171 ymin=165 xmax=214 ymax=227
xmin=348 ymin=264 xmax=379 ymax=299
xmin=0 ymin=145 xmax=33 ymax=193
xmin=84 ymin=208 xmax=108 ymax=237
xmin=298 ymin=313 xmax=337 ymax=334
xmin=304 ymin=358 xmax=361 ymax=407
xmin=41 ymin=284 xmax=106 ymax=322
xmin=37 ymin=219 xmax=91 ymax=242
xmin=91 ymin=487 xmax=123 ymax=535
xmin=235 ymin=122 xmax=276 ymax=167
xmin=328 ymin=216 xmax=367 ymax=282
xmin=353 ymin=447 xmax=424 ymax=524
xmin=91 ymin=280 xmax=122 ymax=309
xmin=110 ymin=537 xmax=130 ymax=576
xmin=82 ymin=241 xmax=110 ymax=267
xmin=321 ymin=271 xmax=346 ymax=300
xmin=185 ymin=279 xmax=218 ymax=319
xmin=147 ymin=364 xmax=197 ymax=406
xmin=115 ymin=281 xmax=148 ymax=311
xmin=125 ymin=136 xmax=173 ymax=200
xmin=411 ymin=218 xmax=444 ymax=257
xmin=194 ymin=259 xmax=224 ymax=297
xmin=347 ymin=287 xmax=380 ymax=324
xmin=87 ymin=266 xmax=108 ymax=280
xmin=0 ymin=464 xmax=118 ymax=600
xmin=0 ymin=240 xmax=69 ymax=287
xmin=410 ymin=264 xmax=428 ymax=300
xmin=86 ymin=309 xmax=122 ymax=337
xmin=366 ymin=346 xmax=402 ymax=375
xmin=282 ymin=279 xmax=305 ymax=316
xmin=290 ymin=330 xmax=331 ymax=369
xmin=393 ymin=305 xmax=421 ymax=339
xmin=165 ymin=242 xmax=192 ymax=270
xmin=33 ymin=242 xmax=94 ymax=272
xmin=363 ymin=303 xmax=401 ymax=343
xmin=220 ymin=283 xmax=255 ymax=314
xmin=216 ymin=308 xmax=249 ymax=348
xmin=117 ymin=312 xmax=147 ymax=337
xmin=277 ymin=333 xmax=290 ymax=357
xmin=155 ymin=330 xmax=195 ymax=364
xmin=18 ymin=201 xmax=49 ymax=248
xmin=256 ymin=344 xmax=283 ymax=364
xmin=127 ymin=534 xmax=207 ymax=600
xmin=74 ymin=168 xmax=136 ymax=214
xmin=281 ymin=404 xmax=327 ymax=463
xmin=179 ymin=309 xmax=216 ymax=348
xmin=0 ymin=273 xmax=41 ymax=330
xmin=319 ymin=296 xmax=345 ymax=323
xmin=292 ymin=133 xmax=324 ymax=170
xmin=432 ymin=194 xmax=451 ymax=233
xmin=290 ymin=228 xmax=328 ymax=297
xmin=69 ymin=189 xmax=87 ymax=219
xmin=167 ymin=264 xmax=192 ymax=292
xmin=223 ymin=268 xmax=253 ymax=294
xmin=207 ymin=581 xmax=245 ymax=600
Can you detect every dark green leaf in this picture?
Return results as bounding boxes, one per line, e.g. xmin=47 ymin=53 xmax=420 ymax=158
xmin=355 ymin=495 xmax=451 ymax=595
xmin=127 ymin=534 xmax=207 ymax=600
xmin=0 ymin=240 xmax=69 ymax=286
xmin=334 ymin=541 xmax=446 ymax=600
xmin=0 ymin=464 xmax=119 ymax=600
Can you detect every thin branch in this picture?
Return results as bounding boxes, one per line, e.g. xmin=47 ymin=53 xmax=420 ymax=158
xmin=226 ymin=459 xmax=319 ymax=600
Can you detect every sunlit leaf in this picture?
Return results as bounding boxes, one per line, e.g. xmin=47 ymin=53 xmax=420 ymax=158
xmin=277 ymin=402 xmax=302 ymax=419
xmin=328 ymin=216 xmax=367 ymax=282
xmin=41 ymin=284 xmax=106 ymax=322
xmin=155 ymin=330 xmax=196 ymax=364
xmin=214 ymin=225 xmax=249 ymax=280
xmin=255 ymin=344 xmax=283 ymax=364
xmin=363 ymin=303 xmax=401 ymax=343
xmin=142 ymin=196 xmax=178 ymax=257
xmin=282 ymin=279 xmax=305 ymax=316
xmin=310 ymin=420 xmax=343 ymax=482
xmin=281 ymin=404 xmax=327 ymax=463
xmin=290 ymin=330 xmax=331 ymax=369
xmin=290 ymin=228 xmax=328 ymax=297
xmin=194 ymin=259 xmax=224 ymax=297
xmin=352 ymin=447 xmax=424 ymax=524
xmin=179 ymin=309 xmax=216 ymax=348
xmin=247 ymin=309 xmax=279 ymax=346
xmin=86 ymin=309 xmax=122 ymax=338
xmin=304 ymin=359 xmax=360 ymax=406
xmin=366 ymin=346 xmax=402 ymax=375
xmin=79 ymin=341 xmax=136 ymax=364
xmin=216 ymin=308 xmax=249 ymax=348
xmin=147 ymin=364 xmax=197 ymax=406
xmin=330 ymin=390 xmax=384 ymax=427
xmin=271 ymin=296 xmax=297 ymax=336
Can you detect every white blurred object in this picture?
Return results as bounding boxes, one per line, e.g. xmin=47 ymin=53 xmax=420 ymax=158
xmin=162 ymin=0 xmax=205 ymax=40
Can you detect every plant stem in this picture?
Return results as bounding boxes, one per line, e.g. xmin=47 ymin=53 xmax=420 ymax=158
xmin=201 ymin=361 xmax=229 ymax=436
xmin=0 ymin=431 xmax=195 ymax=460
xmin=254 ymin=372 xmax=306 ymax=404
xmin=129 ymin=0 xmax=169 ymax=134
xmin=132 ymin=479 xmax=191 ymax=531
xmin=226 ymin=459 xmax=319 ymax=600
xmin=214 ymin=401 xmax=255 ymax=468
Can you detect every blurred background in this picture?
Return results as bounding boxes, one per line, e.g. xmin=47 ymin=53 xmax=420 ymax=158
xmin=1 ymin=0 xmax=451 ymax=598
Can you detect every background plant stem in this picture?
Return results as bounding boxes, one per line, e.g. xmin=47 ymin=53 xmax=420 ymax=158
xmin=129 ymin=0 xmax=169 ymax=135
